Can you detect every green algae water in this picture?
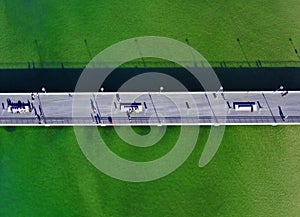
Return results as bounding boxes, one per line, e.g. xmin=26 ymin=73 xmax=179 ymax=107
xmin=0 ymin=126 xmax=300 ymax=216
xmin=1 ymin=0 xmax=300 ymax=216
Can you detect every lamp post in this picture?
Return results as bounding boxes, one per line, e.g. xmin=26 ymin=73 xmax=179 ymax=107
xmin=160 ymin=86 xmax=164 ymax=93
xmin=218 ymin=86 xmax=223 ymax=93
xmin=216 ymin=86 xmax=223 ymax=96
xmin=41 ymin=87 xmax=46 ymax=93
xmin=274 ymin=85 xmax=284 ymax=92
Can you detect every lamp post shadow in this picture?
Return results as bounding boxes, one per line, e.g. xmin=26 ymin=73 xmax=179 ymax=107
xmin=237 ymin=38 xmax=250 ymax=67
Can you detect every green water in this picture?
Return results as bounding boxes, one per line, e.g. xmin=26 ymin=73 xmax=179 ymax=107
xmin=1 ymin=1 xmax=300 ymax=216
xmin=0 ymin=126 xmax=300 ymax=216
xmin=0 ymin=0 xmax=300 ymax=65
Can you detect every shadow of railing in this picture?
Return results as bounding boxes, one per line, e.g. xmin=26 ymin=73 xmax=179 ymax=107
xmin=0 ymin=60 xmax=300 ymax=69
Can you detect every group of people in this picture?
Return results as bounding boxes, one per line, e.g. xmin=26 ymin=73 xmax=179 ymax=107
xmin=6 ymin=98 xmax=31 ymax=114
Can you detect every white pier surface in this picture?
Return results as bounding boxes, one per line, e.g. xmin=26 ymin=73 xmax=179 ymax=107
xmin=0 ymin=91 xmax=299 ymax=126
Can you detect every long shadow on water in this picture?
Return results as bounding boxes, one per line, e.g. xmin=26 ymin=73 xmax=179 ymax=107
xmin=0 ymin=67 xmax=299 ymax=92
